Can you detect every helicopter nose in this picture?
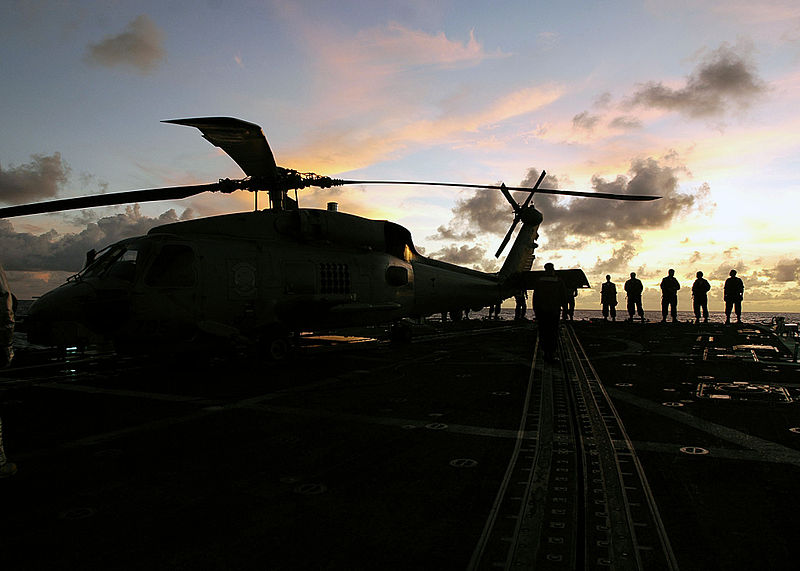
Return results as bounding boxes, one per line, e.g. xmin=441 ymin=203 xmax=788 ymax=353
xmin=25 ymin=281 xmax=96 ymax=346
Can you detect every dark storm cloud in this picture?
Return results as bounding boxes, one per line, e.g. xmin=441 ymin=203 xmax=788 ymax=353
xmin=0 ymin=153 xmax=70 ymax=204
xmin=431 ymin=184 xmax=510 ymax=240
xmin=0 ymin=205 xmax=191 ymax=271
xmin=628 ymin=43 xmax=766 ymax=118
xmin=84 ymin=15 xmax=165 ymax=74
xmin=590 ymin=243 xmax=637 ymax=275
xmin=526 ymin=158 xmax=698 ymax=247
xmin=433 ymin=157 xmax=702 ymax=259
xmin=429 ymin=244 xmax=487 ymax=267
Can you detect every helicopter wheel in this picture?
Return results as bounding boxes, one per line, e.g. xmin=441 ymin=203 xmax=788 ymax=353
xmin=264 ymin=336 xmax=290 ymax=360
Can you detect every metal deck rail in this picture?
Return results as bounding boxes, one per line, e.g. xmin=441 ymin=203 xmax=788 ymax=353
xmin=468 ymin=323 xmax=679 ymax=570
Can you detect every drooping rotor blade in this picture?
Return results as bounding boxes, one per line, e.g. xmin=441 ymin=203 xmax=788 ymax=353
xmin=495 ymin=219 xmax=520 ymax=259
xmin=499 ymin=183 xmax=518 ymax=211
xmin=337 ymin=179 xmax=660 ymax=201
xmin=163 ymin=117 xmax=279 ymax=181
xmin=0 ymin=183 xmax=222 ymax=219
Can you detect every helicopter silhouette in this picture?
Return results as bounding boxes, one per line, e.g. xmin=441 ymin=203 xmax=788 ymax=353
xmin=0 ymin=118 xmax=659 ymax=358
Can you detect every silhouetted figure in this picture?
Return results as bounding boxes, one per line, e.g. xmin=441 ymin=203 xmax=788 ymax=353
xmin=660 ymin=269 xmax=680 ymax=322
xmin=601 ymin=275 xmax=617 ymax=321
xmin=563 ymin=288 xmax=577 ymax=321
xmin=724 ymin=269 xmax=744 ymax=324
xmin=533 ymin=263 xmax=568 ymax=363
xmin=692 ymin=271 xmax=711 ymax=323
xmin=514 ymin=290 xmax=528 ymax=321
xmin=0 ymin=264 xmax=16 ymax=477
xmin=493 ymin=301 xmax=502 ymax=320
xmin=0 ymin=264 xmax=12 ymax=368
xmin=624 ymin=272 xmax=645 ymax=322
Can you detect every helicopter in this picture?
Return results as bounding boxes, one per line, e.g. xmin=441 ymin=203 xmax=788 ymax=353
xmin=0 ymin=117 xmax=659 ymax=358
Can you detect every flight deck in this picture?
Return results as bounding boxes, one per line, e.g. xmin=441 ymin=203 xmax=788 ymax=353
xmin=1 ymin=319 xmax=799 ymax=570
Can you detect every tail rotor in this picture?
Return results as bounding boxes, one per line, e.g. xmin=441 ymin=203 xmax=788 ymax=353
xmin=494 ymin=170 xmax=546 ymax=258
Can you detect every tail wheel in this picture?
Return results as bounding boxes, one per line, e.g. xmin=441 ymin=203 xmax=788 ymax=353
xmin=267 ymin=336 xmax=290 ymax=360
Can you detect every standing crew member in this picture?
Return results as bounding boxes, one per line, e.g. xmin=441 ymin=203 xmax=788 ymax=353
xmin=724 ymin=269 xmax=745 ymax=324
xmin=624 ymin=272 xmax=645 ymax=322
xmin=514 ymin=290 xmax=528 ymax=321
xmin=563 ymin=288 xmax=577 ymax=321
xmin=660 ymin=269 xmax=681 ymax=323
xmin=601 ymin=275 xmax=617 ymax=321
xmin=691 ymin=271 xmax=711 ymax=323
xmin=533 ymin=263 xmax=568 ymax=363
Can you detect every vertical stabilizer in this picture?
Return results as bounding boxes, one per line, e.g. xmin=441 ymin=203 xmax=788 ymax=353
xmin=497 ymin=208 xmax=542 ymax=280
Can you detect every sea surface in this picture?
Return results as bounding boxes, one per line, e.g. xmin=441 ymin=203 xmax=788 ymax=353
xmin=487 ymin=308 xmax=800 ymax=325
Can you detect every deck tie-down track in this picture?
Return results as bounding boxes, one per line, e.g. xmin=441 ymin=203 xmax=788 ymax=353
xmin=469 ymin=325 xmax=679 ymax=570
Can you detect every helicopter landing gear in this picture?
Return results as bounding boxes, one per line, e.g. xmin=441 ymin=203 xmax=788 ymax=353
xmin=257 ymin=328 xmax=292 ymax=360
xmin=265 ymin=336 xmax=290 ymax=360
xmin=390 ymin=322 xmax=413 ymax=344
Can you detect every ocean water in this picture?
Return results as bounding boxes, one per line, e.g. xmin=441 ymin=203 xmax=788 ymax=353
xmin=483 ymin=308 xmax=800 ymax=325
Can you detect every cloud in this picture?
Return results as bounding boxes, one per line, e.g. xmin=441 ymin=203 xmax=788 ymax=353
xmin=765 ymin=258 xmax=800 ymax=282
xmin=608 ymin=115 xmax=642 ymax=130
xmin=527 ymin=157 xmax=699 ymax=247
xmin=84 ymin=15 xmax=165 ymax=74
xmin=709 ymin=260 xmax=747 ymax=281
xmin=429 ymin=244 xmax=486 ymax=266
xmin=287 ymin=83 xmax=564 ymax=173
xmin=0 ymin=205 xmax=192 ymax=272
xmin=590 ymin=243 xmax=638 ymax=275
xmin=0 ymin=153 xmax=70 ymax=204
xmin=352 ymin=24 xmax=507 ymax=70
xmin=427 ymin=225 xmax=476 ymax=241
xmin=628 ymin=42 xmax=766 ymax=118
xmin=431 ymin=156 xmax=702 ymax=266
xmin=433 ymin=186 xmax=509 ymax=239
xmin=572 ymin=111 xmax=601 ymax=132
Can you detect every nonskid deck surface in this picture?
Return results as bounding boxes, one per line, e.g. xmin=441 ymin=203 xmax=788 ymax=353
xmin=0 ymin=318 xmax=798 ymax=569
xmin=571 ymin=319 xmax=800 ymax=571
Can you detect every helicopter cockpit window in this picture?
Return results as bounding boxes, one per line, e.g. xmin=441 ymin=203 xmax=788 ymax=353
xmin=145 ymin=245 xmax=196 ymax=287
xmin=80 ymin=243 xmax=142 ymax=282
xmin=384 ymin=222 xmax=416 ymax=262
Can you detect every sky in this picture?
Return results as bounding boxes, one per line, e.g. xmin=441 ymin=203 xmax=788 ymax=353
xmin=1 ymin=0 xmax=800 ymax=312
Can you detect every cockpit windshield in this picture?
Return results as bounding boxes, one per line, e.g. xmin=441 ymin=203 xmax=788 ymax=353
xmin=78 ymin=240 xmax=146 ymax=282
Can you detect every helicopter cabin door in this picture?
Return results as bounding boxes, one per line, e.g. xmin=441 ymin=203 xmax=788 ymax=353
xmin=137 ymin=242 xmax=199 ymax=341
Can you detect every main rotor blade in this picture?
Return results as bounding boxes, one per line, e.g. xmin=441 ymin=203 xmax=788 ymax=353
xmin=163 ymin=117 xmax=279 ymax=181
xmin=0 ymin=183 xmax=220 ymax=218
xmin=338 ymin=179 xmax=660 ymax=201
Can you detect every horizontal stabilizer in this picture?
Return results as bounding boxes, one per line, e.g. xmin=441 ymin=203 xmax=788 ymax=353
xmin=505 ymin=269 xmax=590 ymax=291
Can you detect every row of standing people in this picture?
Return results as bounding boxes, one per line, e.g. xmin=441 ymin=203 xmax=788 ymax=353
xmin=601 ymin=269 xmax=745 ymax=324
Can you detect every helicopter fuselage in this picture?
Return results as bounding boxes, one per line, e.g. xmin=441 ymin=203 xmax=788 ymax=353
xmin=25 ymin=207 xmax=533 ymax=350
